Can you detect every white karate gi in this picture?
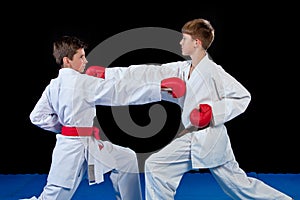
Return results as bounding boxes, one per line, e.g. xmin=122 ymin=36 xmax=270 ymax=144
xmin=107 ymin=56 xmax=292 ymax=199
xmin=142 ymin=55 xmax=293 ymax=199
xmin=23 ymin=68 xmax=162 ymax=200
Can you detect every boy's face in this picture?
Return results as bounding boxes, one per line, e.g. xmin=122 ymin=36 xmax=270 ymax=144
xmin=68 ymin=48 xmax=88 ymax=73
xmin=180 ymin=33 xmax=196 ymax=56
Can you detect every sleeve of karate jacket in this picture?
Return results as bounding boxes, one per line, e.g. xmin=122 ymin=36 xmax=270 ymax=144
xmin=29 ymin=86 xmax=62 ymax=133
xmin=211 ymin=65 xmax=251 ymax=127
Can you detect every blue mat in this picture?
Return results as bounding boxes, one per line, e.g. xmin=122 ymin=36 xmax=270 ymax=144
xmin=1 ymin=172 xmax=298 ymax=200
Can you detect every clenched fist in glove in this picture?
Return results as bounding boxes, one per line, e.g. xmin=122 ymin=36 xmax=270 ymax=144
xmin=85 ymin=65 xmax=106 ymax=78
xmin=190 ymin=104 xmax=212 ymax=128
xmin=161 ymin=77 xmax=186 ymax=98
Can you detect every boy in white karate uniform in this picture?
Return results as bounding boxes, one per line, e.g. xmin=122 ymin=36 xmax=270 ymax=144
xmin=91 ymin=19 xmax=294 ymax=200
xmin=21 ymin=35 xmax=186 ymax=200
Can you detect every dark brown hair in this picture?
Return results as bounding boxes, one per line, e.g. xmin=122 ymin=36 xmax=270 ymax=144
xmin=53 ymin=36 xmax=88 ymax=66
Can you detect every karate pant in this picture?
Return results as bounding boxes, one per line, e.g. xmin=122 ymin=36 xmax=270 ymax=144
xmin=144 ymin=133 xmax=293 ymax=200
xmin=20 ymin=141 xmax=142 ymax=200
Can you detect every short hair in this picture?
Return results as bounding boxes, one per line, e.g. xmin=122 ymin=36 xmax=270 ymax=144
xmin=181 ymin=18 xmax=215 ymax=50
xmin=53 ymin=36 xmax=88 ymax=66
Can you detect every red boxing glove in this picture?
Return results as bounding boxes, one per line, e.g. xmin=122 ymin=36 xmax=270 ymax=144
xmin=190 ymin=104 xmax=212 ymax=128
xmin=85 ymin=65 xmax=106 ymax=78
xmin=161 ymin=77 xmax=186 ymax=98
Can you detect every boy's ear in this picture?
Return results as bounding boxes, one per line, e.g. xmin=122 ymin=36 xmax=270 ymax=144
xmin=63 ymin=57 xmax=69 ymax=64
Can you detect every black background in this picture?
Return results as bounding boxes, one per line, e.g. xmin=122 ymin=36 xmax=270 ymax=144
xmin=1 ymin=2 xmax=299 ymax=174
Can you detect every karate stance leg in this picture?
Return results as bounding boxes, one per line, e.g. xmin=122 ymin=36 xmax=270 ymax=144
xmin=20 ymin=164 xmax=86 ymax=200
xmin=108 ymin=143 xmax=143 ymax=200
xmin=39 ymin=163 xmax=86 ymax=200
xmin=210 ymin=160 xmax=293 ymax=200
xmin=144 ymin=134 xmax=192 ymax=200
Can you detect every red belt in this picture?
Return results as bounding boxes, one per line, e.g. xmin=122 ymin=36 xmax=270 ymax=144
xmin=61 ymin=126 xmax=100 ymax=140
